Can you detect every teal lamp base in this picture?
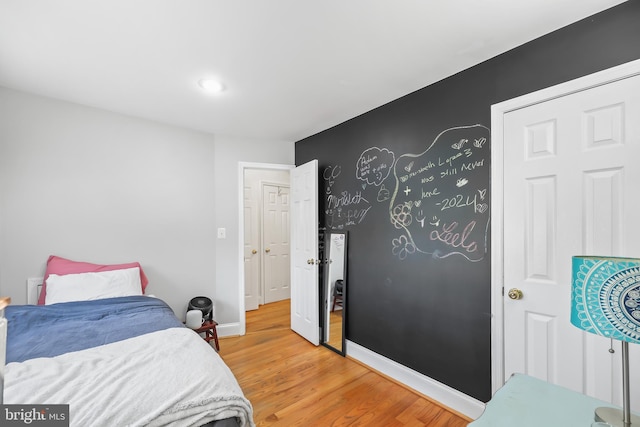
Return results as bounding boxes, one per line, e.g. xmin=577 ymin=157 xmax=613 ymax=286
xmin=595 ymin=407 xmax=640 ymax=427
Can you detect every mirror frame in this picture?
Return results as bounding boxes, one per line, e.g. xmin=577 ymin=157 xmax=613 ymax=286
xmin=321 ymin=231 xmax=347 ymax=356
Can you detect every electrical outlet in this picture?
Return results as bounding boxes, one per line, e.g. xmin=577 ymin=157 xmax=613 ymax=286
xmin=217 ymin=228 xmax=226 ymax=239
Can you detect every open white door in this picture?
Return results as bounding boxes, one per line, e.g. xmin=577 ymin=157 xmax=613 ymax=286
xmin=290 ymin=159 xmax=319 ymax=345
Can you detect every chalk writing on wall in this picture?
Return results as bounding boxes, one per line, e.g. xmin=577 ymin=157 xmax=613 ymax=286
xmin=324 ymin=124 xmax=490 ymax=262
xmin=388 ymin=124 xmax=490 ymax=262
xmin=355 ymin=147 xmax=395 ymax=187
xmin=324 ymin=165 xmax=371 ymax=229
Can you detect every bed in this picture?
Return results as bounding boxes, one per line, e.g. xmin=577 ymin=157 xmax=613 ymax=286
xmin=2 ymin=256 xmax=254 ymax=427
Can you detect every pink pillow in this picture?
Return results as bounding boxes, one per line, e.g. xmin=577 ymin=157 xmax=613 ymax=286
xmin=37 ymin=255 xmax=149 ymax=305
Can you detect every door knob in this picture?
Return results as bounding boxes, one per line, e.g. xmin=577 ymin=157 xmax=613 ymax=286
xmin=252 ymin=249 xmax=257 ymax=254
xmin=508 ymin=288 xmax=523 ymax=300
xmin=265 ymin=248 xmax=271 ymax=253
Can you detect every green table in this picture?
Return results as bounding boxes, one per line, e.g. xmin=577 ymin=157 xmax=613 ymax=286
xmin=469 ymin=374 xmax=629 ymax=427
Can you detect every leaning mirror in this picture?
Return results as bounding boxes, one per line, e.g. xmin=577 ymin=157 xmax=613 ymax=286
xmin=322 ymin=231 xmax=347 ymax=355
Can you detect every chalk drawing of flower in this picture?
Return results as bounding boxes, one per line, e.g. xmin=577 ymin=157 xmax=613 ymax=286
xmin=392 ymin=234 xmax=416 ymax=260
xmin=391 ymin=203 xmax=412 ymax=229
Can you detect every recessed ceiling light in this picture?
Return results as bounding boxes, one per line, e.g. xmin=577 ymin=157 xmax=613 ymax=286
xmin=198 ymin=78 xmax=225 ymax=94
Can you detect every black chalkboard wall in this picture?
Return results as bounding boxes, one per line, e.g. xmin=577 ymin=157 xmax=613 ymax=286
xmin=295 ymin=2 xmax=640 ymax=403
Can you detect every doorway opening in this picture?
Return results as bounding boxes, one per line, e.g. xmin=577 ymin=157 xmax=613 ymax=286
xmin=237 ymin=162 xmax=294 ymax=336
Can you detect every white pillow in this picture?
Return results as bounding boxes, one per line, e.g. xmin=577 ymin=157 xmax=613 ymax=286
xmin=45 ymin=267 xmax=143 ymax=304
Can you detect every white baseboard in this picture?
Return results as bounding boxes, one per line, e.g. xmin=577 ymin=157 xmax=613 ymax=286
xmin=217 ymin=322 xmax=241 ymax=337
xmin=346 ymin=340 xmax=485 ymax=420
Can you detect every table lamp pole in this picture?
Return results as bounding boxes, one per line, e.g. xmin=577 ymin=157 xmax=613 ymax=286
xmin=594 ymin=341 xmax=637 ymax=427
xmin=622 ymin=341 xmax=631 ymax=426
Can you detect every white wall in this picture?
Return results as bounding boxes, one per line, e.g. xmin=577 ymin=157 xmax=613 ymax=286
xmin=0 ymin=87 xmax=294 ymax=326
xmin=213 ymin=137 xmax=294 ymax=325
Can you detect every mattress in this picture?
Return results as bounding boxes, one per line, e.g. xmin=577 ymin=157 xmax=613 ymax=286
xmin=4 ymin=296 xmax=254 ymax=427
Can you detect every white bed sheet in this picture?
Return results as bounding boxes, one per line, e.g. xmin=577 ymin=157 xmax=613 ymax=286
xmin=5 ymin=327 xmax=254 ymax=427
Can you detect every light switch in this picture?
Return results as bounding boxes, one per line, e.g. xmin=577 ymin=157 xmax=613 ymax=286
xmin=217 ymin=228 xmax=226 ymax=239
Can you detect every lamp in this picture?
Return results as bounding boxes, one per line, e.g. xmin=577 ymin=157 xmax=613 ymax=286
xmin=571 ymin=256 xmax=640 ymax=427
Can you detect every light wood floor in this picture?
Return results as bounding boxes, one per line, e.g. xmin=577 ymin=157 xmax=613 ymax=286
xmin=326 ymin=309 xmax=343 ymax=350
xmin=218 ymin=300 xmax=471 ymax=427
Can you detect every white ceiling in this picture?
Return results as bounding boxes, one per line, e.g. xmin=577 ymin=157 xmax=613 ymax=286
xmin=0 ymin=0 xmax=627 ymax=142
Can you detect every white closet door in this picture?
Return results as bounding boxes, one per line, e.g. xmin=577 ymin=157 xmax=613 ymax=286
xmin=503 ymin=72 xmax=640 ymax=409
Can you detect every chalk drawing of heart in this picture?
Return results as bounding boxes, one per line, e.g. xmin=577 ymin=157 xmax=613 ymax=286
xmin=478 ymin=189 xmax=487 ymax=200
xmin=451 ymin=139 xmax=466 ymax=150
xmin=473 ymin=137 xmax=487 ymax=148
xmin=476 ymin=203 xmax=488 ymax=213
xmin=415 ymin=200 xmax=422 ymax=207
xmin=406 ymin=201 xmax=414 ymax=209
xmin=404 ymin=161 xmax=414 ymax=172
xmin=377 ymin=185 xmax=390 ymax=202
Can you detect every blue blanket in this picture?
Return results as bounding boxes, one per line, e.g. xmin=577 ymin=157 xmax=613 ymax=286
xmin=5 ymin=296 xmax=185 ymax=363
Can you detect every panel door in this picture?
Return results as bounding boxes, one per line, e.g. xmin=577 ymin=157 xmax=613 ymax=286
xmin=262 ymin=184 xmax=291 ymax=304
xmin=290 ymin=160 xmax=319 ymax=345
xmin=503 ymin=73 xmax=640 ymax=408
xmin=243 ymin=177 xmax=260 ymax=311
